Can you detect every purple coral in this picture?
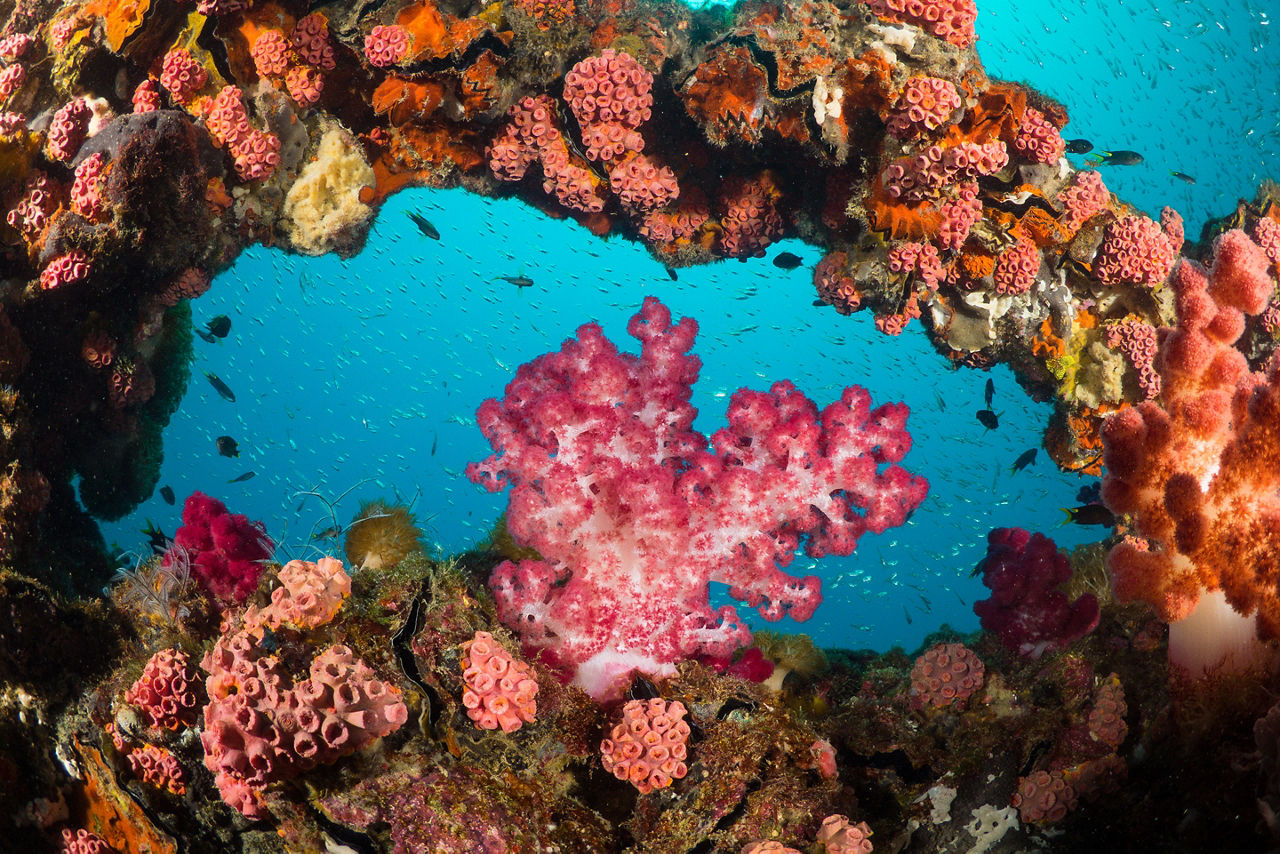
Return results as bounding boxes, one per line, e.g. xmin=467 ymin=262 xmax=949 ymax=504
xmin=973 ymin=527 xmax=1100 ymax=658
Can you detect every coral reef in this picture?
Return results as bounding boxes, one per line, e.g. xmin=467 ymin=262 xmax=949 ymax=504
xmin=0 ymin=0 xmax=1278 ymax=851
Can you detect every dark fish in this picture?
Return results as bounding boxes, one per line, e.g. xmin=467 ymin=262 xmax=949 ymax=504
xmin=227 ymin=471 xmax=256 ymax=483
xmin=1064 ymin=138 xmax=1093 ymax=154
xmin=1076 ymin=481 xmax=1102 ymax=504
xmin=976 ymin=408 xmax=999 ymax=429
xmin=159 ymin=485 xmax=175 ymax=506
xmin=1062 ymin=503 xmax=1116 ymax=527
xmin=430 ymin=432 xmax=438 ymax=456
xmin=205 ymin=315 xmax=231 ymax=338
xmin=903 ymin=605 xmax=912 ymax=625
xmin=205 ymin=372 xmax=235 ymax=402
xmin=664 ymin=265 xmax=679 ymax=281
xmin=812 ymin=299 xmax=830 ymax=308
xmin=1010 ymin=448 xmax=1037 ymax=474
xmin=500 ymin=275 xmax=534 ymax=288
xmin=216 ymin=435 xmax=239 ymax=458
xmin=772 ymin=251 xmax=803 ymax=270
xmin=1087 ymin=149 xmax=1144 ymax=167
xmin=407 ymin=211 xmax=440 ymax=240
xmin=141 ymin=520 xmax=169 ymax=555
xmin=1170 ymin=170 xmax=1196 ymax=185
xmin=984 ymin=378 xmax=995 ymax=407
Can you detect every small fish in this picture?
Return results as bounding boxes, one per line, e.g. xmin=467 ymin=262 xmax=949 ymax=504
xmin=407 ymin=211 xmax=440 ymax=240
xmin=159 ymin=485 xmax=175 ymax=506
xmin=1010 ymin=448 xmax=1037 ymax=474
xmin=430 ymin=432 xmax=438 ymax=457
xmin=216 ymin=436 xmax=240 ymax=458
xmin=664 ymin=265 xmax=679 ymax=281
xmin=772 ymin=251 xmax=803 ymax=270
xmin=196 ymin=315 xmax=232 ymax=343
xmin=141 ymin=520 xmax=169 ymax=555
xmin=812 ymin=299 xmax=831 ymax=308
xmin=1062 ymin=503 xmax=1116 ymax=527
xmin=902 ymin=604 xmax=912 ymax=625
xmin=976 ymin=408 xmax=999 ymax=430
xmin=984 ymin=378 xmax=995 ymax=407
xmin=1170 ymin=170 xmax=1196 ymax=185
xmin=1064 ymin=138 xmax=1093 ymax=154
xmin=1076 ymin=481 xmax=1102 ymax=504
xmin=499 ymin=275 xmax=534 ymax=288
xmin=1087 ymin=149 xmax=1144 ymax=167
xmin=312 ymin=524 xmax=342 ymax=541
xmin=227 ymin=471 xmax=256 ymax=484
xmin=205 ymin=372 xmax=235 ymax=403
xmin=205 ymin=315 xmax=231 ymax=338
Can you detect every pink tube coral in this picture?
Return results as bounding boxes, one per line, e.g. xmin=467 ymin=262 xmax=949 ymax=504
xmin=460 ymin=630 xmax=539 ymax=733
xmin=600 ymin=698 xmax=690 ymax=793
xmin=467 ymin=297 xmax=927 ymax=699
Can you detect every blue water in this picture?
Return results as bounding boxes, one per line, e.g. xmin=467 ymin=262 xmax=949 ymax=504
xmin=100 ymin=0 xmax=1278 ymax=654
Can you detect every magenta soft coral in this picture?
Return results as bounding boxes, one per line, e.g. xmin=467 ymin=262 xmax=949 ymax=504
xmin=165 ymin=491 xmax=273 ymax=604
xmin=467 ymin=297 xmax=927 ymax=699
xmin=972 ymin=527 xmax=1100 ymax=658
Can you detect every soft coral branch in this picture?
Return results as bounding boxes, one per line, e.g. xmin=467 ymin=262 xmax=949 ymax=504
xmin=468 ymin=297 xmax=928 ymax=699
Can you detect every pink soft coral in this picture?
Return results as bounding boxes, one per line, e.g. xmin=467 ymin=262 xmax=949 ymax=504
xmin=165 ymin=491 xmax=273 ymax=604
xmin=467 ymin=297 xmax=927 ymax=699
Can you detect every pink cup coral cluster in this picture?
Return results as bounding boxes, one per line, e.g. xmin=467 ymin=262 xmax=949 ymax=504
xmin=817 ymin=814 xmax=875 ymax=853
xmin=489 ymin=50 xmax=679 ymax=220
xmin=203 ymin=85 xmax=281 ymax=182
xmin=1013 ymin=769 xmax=1077 ymax=823
xmin=886 ymin=76 xmax=962 ymax=138
xmin=364 ymin=24 xmax=411 ymax=67
xmin=1056 ymin=170 xmax=1109 ymax=231
xmin=159 ymin=48 xmax=207 ymax=105
xmin=460 ymin=630 xmax=539 ymax=733
xmin=992 ymin=240 xmax=1041 ymax=296
xmin=909 ymin=642 xmax=984 ymax=709
xmin=124 ymin=743 xmax=187 ymax=795
xmin=70 ymin=152 xmax=108 ymax=221
xmin=7 ymin=171 xmax=62 ymax=244
xmin=293 ymin=13 xmax=337 ymax=70
xmin=1092 ymin=214 xmax=1180 ymax=288
xmin=718 ymin=174 xmax=783 ymax=258
xmin=249 ymin=15 xmax=333 ymax=107
xmin=600 ymin=698 xmax=691 ymax=793
xmin=887 ymin=241 xmax=944 ymax=290
xmin=124 ymin=648 xmax=204 ymax=730
xmin=1104 ymin=315 xmax=1161 ymax=400
xmin=60 ymin=828 xmax=113 ymax=854
xmin=865 ymin=0 xmax=978 ymax=48
xmin=46 ymin=98 xmax=91 ymax=161
xmin=883 ymin=140 xmax=1008 ymax=202
xmin=201 ymin=633 xmax=409 ymax=819
xmin=131 ymin=79 xmax=160 ymax=113
xmin=250 ymin=556 xmax=352 ymax=631
xmin=1013 ymin=106 xmax=1066 ymax=164
xmin=39 ymin=250 xmax=91 ymax=290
